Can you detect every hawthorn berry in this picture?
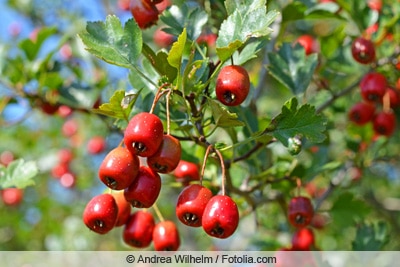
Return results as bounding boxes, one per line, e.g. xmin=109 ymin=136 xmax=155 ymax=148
xmin=124 ymin=166 xmax=161 ymax=208
xmin=1 ymin=188 xmax=23 ymax=206
xmin=351 ymin=37 xmax=376 ymax=64
xmin=112 ymin=190 xmax=132 ymax=227
xmin=386 ymin=88 xmax=400 ymax=108
xmin=153 ymin=27 xmax=176 ymax=48
xmin=288 ymin=196 xmax=314 ymax=228
xmin=152 ymin=220 xmax=181 ymax=251
xmin=296 ymin=35 xmax=318 ymax=55
xmin=82 ymin=193 xmax=118 ymax=234
xmin=124 ymin=112 xmax=164 ymax=157
xmin=98 ymin=147 xmax=140 ymax=190
xmin=348 ymin=102 xmax=376 ymax=125
xmin=147 ymin=134 xmax=181 ymax=173
xmin=291 ymin=228 xmax=315 ymax=251
xmin=123 ymin=210 xmax=155 ymax=248
xmin=202 ymin=195 xmax=239 ymax=239
xmin=373 ymin=111 xmax=396 ymax=137
xmin=87 ymin=136 xmax=106 ymax=154
xmin=173 ymin=160 xmax=200 ymax=185
xmin=216 ymin=65 xmax=250 ymax=106
xmin=176 ymin=184 xmax=213 ymax=227
xmin=130 ymin=0 xmax=159 ymax=29
xmin=360 ymin=72 xmax=387 ymax=102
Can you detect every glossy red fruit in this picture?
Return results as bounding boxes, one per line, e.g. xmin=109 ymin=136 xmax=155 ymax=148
xmin=112 ymin=191 xmax=132 ymax=227
xmin=288 ymin=196 xmax=314 ymax=228
xmin=174 ymin=160 xmax=200 ymax=185
xmin=123 ymin=210 xmax=155 ymax=248
xmin=153 ymin=27 xmax=176 ymax=48
xmin=130 ymin=0 xmax=159 ymax=29
xmin=292 ymin=228 xmax=315 ymax=251
xmin=1 ymin=188 xmax=23 ymax=206
xmin=386 ymin=88 xmax=400 ymax=108
xmin=373 ymin=111 xmax=397 ymax=137
xmin=82 ymin=194 xmax=118 ymax=234
xmin=124 ymin=112 xmax=164 ymax=157
xmin=59 ymin=172 xmax=76 ymax=188
xmin=202 ymin=195 xmax=239 ymax=239
xmin=296 ymin=35 xmax=318 ymax=55
xmin=348 ymin=102 xmax=376 ymax=125
xmin=351 ymin=37 xmax=376 ymax=64
xmin=98 ymin=147 xmax=140 ymax=190
xmin=176 ymin=184 xmax=213 ymax=227
xmin=216 ymin=65 xmax=250 ymax=106
xmin=360 ymin=72 xmax=387 ymax=102
xmin=124 ymin=166 xmax=161 ymax=208
xmin=51 ymin=162 xmax=70 ymax=179
xmin=197 ymin=32 xmax=218 ymax=47
xmin=87 ymin=136 xmax=106 ymax=154
xmin=152 ymin=220 xmax=180 ymax=251
xmin=147 ymin=134 xmax=181 ymax=173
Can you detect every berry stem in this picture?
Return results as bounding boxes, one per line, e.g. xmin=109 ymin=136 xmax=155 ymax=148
xmin=214 ymin=148 xmax=227 ymax=196
xmin=152 ymin=203 xmax=165 ymax=222
xmin=382 ymin=90 xmax=391 ymax=113
xmin=200 ymin=145 xmax=213 ymax=186
xmin=166 ymin=90 xmax=172 ymax=135
xmin=149 ymin=83 xmax=169 ymax=114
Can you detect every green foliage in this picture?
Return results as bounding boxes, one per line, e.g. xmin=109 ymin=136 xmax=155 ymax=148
xmin=267 ymin=43 xmax=319 ymax=95
xmin=0 ymin=159 xmax=38 ymax=189
xmin=352 ymin=222 xmax=389 ymax=250
xmin=207 ymin=98 xmax=245 ymax=128
xmin=269 ymin=97 xmax=327 ymax=147
xmin=78 ymin=15 xmax=142 ymax=68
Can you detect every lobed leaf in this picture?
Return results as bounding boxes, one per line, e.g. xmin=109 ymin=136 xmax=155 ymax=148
xmin=78 ymin=15 xmax=142 ymax=68
xmin=0 ymin=159 xmax=38 ymax=189
xmin=207 ymin=98 xmax=245 ymax=128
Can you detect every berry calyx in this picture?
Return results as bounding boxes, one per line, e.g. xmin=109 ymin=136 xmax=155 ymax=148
xmin=124 ymin=166 xmax=161 ymax=208
xmin=98 ymin=147 xmax=140 ymax=190
xmin=360 ymin=72 xmax=387 ymax=103
xmin=176 ymin=184 xmax=213 ymax=227
xmin=351 ymin=37 xmax=376 ymax=64
xmin=124 ymin=112 xmax=164 ymax=157
xmin=147 ymin=134 xmax=182 ymax=173
xmin=152 ymin=220 xmax=181 ymax=251
xmin=373 ymin=111 xmax=396 ymax=137
xmin=202 ymin=195 xmax=239 ymax=239
xmin=348 ymin=102 xmax=376 ymax=125
xmin=216 ymin=65 xmax=250 ymax=106
xmin=82 ymin=193 xmax=118 ymax=234
xmin=123 ymin=210 xmax=155 ymax=248
xmin=288 ymin=196 xmax=314 ymax=228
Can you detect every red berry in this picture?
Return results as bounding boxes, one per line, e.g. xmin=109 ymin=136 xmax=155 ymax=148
xmin=373 ymin=111 xmax=396 ymax=137
xmin=296 ymin=35 xmax=318 ymax=55
xmin=87 ymin=136 xmax=106 ymax=154
xmin=197 ymin=32 xmax=218 ymax=47
xmin=112 ymin=191 xmax=132 ymax=227
xmin=124 ymin=166 xmax=161 ymax=208
xmin=98 ymin=147 xmax=140 ymax=190
xmin=155 ymin=0 xmax=172 ymax=13
xmin=152 ymin=220 xmax=180 ymax=251
xmin=40 ymin=101 xmax=59 ymax=115
xmin=351 ymin=37 xmax=376 ymax=64
xmin=60 ymin=172 xmax=76 ymax=188
xmin=1 ymin=188 xmax=23 ymax=206
xmin=130 ymin=0 xmax=159 ymax=29
xmin=147 ymin=134 xmax=181 ymax=173
xmin=144 ymin=0 xmax=164 ymax=6
xmin=386 ymin=88 xmax=400 ymax=108
xmin=153 ymin=27 xmax=176 ymax=48
xmin=124 ymin=112 xmax=164 ymax=157
xmin=0 ymin=151 xmax=15 ymax=166
xmin=202 ymin=195 xmax=239 ymax=239
xmin=117 ymin=0 xmax=130 ymax=11
xmin=288 ymin=196 xmax=314 ymax=228
xmin=216 ymin=65 xmax=250 ymax=106
xmin=123 ymin=210 xmax=155 ymax=248
xmin=367 ymin=0 xmax=382 ymax=11
xmin=51 ymin=162 xmax=70 ymax=179
xmin=82 ymin=193 xmax=118 ymax=234
xmin=58 ymin=148 xmax=74 ymax=163
xmin=174 ymin=160 xmax=200 ymax=185
xmin=62 ymin=118 xmax=79 ymax=137
xmin=348 ymin=102 xmax=376 ymax=125
xmin=291 ymin=228 xmax=315 ymax=251
xmin=360 ymin=72 xmax=387 ymax=102
xmin=176 ymin=184 xmax=213 ymax=227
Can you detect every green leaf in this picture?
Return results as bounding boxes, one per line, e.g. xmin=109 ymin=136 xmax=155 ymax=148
xmin=0 ymin=159 xmax=38 ymax=189
xmin=160 ymin=4 xmax=208 ymax=41
xmin=167 ymin=28 xmax=187 ymax=69
xmin=270 ymin=98 xmax=327 ymax=147
xmin=207 ymin=98 xmax=245 ymax=128
xmin=330 ymin=192 xmax=371 ymax=229
xmin=352 ymin=221 xmax=389 ymax=251
xmin=91 ymin=89 xmax=140 ymax=120
xmin=78 ymin=15 xmax=142 ymax=68
xmin=142 ymin=44 xmax=177 ymax=82
xmin=18 ymin=27 xmax=57 ymax=61
xmin=216 ymin=0 xmax=279 ymax=61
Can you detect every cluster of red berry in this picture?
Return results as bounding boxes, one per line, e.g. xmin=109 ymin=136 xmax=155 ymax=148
xmin=348 ymin=37 xmax=398 ymax=137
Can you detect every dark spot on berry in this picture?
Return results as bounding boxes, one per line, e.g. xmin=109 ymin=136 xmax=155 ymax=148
xmin=183 ymin=213 xmax=199 ymax=225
